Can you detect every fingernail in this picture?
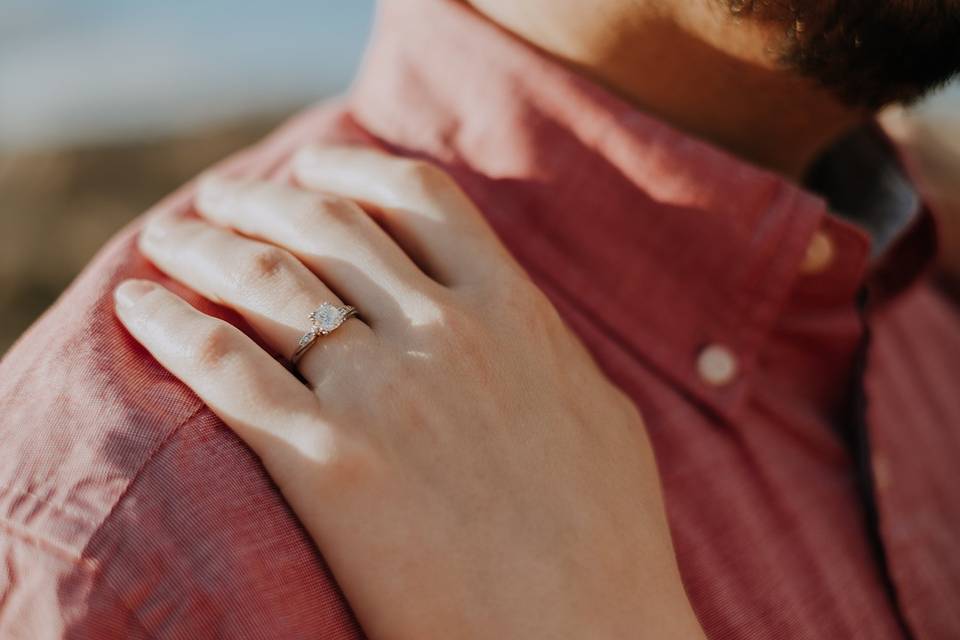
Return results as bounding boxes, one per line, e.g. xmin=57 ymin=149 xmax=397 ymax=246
xmin=292 ymin=145 xmax=321 ymax=168
xmin=142 ymin=217 xmax=169 ymax=242
xmin=197 ymin=174 xmax=233 ymax=208
xmin=114 ymin=279 xmax=155 ymax=309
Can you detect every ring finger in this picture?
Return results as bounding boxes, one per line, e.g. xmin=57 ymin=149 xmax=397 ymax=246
xmin=138 ymin=214 xmax=375 ymax=384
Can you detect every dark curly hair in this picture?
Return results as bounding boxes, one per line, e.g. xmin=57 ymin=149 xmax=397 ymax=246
xmin=726 ymin=0 xmax=960 ymax=108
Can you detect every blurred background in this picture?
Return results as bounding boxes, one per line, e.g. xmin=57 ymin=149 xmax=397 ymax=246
xmin=0 ymin=0 xmax=375 ymax=354
xmin=0 ymin=0 xmax=958 ymax=356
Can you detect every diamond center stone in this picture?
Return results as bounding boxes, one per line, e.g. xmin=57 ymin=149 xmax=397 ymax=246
xmin=311 ymin=303 xmax=346 ymax=333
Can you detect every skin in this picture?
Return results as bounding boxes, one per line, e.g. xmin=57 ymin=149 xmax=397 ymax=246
xmin=117 ymin=147 xmax=707 ymax=639
xmin=465 ymin=0 xmax=960 ymax=270
xmin=113 ymin=1 xmax=956 ymax=637
xmin=463 ymin=0 xmax=865 ymax=179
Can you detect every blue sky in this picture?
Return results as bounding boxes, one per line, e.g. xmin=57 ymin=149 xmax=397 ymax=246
xmin=0 ymin=0 xmax=375 ymax=148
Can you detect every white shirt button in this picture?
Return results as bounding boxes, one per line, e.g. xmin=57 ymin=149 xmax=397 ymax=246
xmin=697 ymin=344 xmax=738 ymax=386
xmin=801 ymin=230 xmax=835 ymax=274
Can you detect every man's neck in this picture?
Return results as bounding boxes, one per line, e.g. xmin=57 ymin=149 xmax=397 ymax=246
xmin=463 ymin=0 xmax=868 ymax=180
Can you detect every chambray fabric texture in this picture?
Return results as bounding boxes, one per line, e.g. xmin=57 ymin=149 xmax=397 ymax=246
xmin=2 ymin=0 xmax=959 ymax=638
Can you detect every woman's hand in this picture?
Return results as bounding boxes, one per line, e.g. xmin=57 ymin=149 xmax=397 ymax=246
xmin=114 ymin=145 xmax=704 ymax=639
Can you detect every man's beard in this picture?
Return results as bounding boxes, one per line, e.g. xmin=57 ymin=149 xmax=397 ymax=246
xmin=728 ymin=0 xmax=960 ymax=108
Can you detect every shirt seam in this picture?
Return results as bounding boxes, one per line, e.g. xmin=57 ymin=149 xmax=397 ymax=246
xmin=91 ymin=400 xmax=207 ymax=540
xmin=71 ymin=400 xmax=209 ymax=638
xmin=87 ymin=578 xmax=158 ymax=640
xmin=0 ymin=401 xmax=208 ymax=565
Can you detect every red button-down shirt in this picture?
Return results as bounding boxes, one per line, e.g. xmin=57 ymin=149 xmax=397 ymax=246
xmin=2 ymin=0 xmax=958 ymax=638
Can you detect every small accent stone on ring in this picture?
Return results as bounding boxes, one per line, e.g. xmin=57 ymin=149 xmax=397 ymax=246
xmin=298 ymin=328 xmax=319 ymax=348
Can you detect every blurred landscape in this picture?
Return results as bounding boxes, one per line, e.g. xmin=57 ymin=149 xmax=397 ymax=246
xmin=0 ymin=120 xmax=280 ymax=353
xmin=0 ymin=0 xmax=374 ymax=354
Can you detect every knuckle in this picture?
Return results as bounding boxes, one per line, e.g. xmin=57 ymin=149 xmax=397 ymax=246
xmin=396 ymin=159 xmax=452 ymax=194
xmin=503 ymin=273 xmax=548 ymax=309
xmin=436 ymin=303 xmax=502 ymax=384
xmin=444 ymin=300 xmax=479 ymax=333
xmin=190 ymin=322 xmax=239 ymax=370
xmin=436 ymin=300 xmax=484 ymax=350
xmin=314 ymin=194 xmax=364 ymax=228
xmin=239 ymin=245 xmax=290 ymax=286
xmin=495 ymin=273 xmax=560 ymax=331
xmin=478 ymin=268 xmax=544 ymax=311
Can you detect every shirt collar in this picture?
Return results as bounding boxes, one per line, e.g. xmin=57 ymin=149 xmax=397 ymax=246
xmin=346 ymin=0 xmax=921 ymax=418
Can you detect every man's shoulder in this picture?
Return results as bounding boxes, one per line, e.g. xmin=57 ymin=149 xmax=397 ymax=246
xmin=0 ymin=97 xmax=361 ymax=532
xmin=0 ymin=98 xmax=365 ymax=637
